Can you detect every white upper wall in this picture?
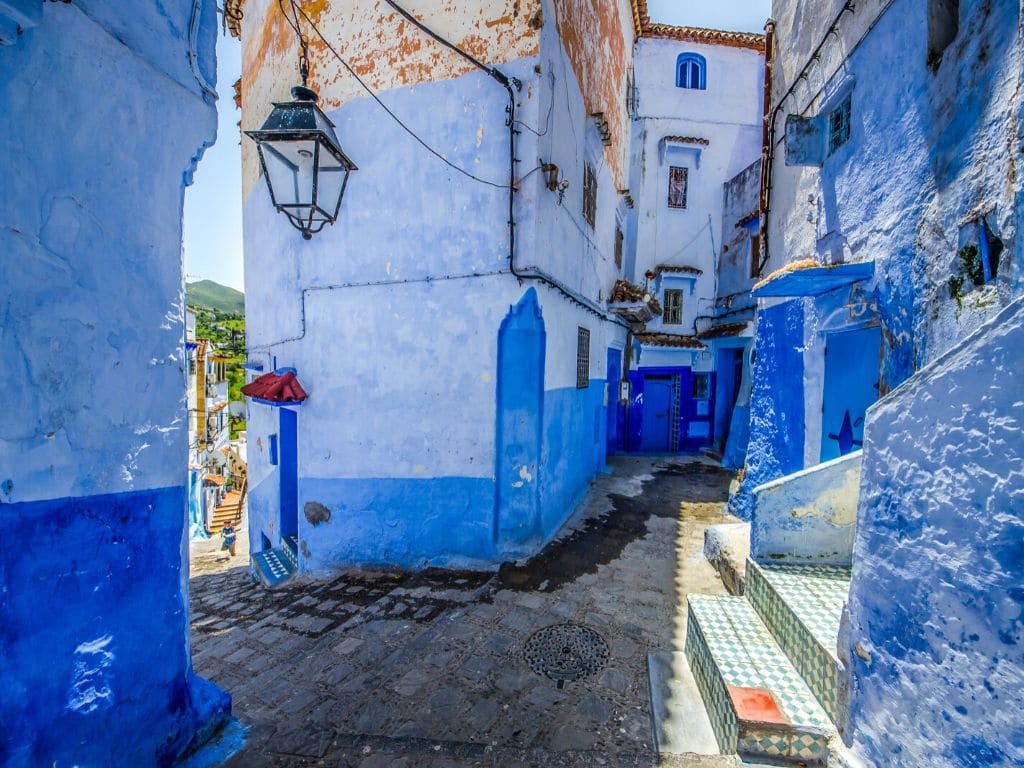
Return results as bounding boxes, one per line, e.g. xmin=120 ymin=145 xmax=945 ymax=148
xmin=628 ymin=37 xmax=764 ymax=329
xmin=634 ymin=38 xmax=765 ymax=132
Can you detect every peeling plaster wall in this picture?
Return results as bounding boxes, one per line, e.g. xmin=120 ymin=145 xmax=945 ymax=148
xmin=238 ymin=0 xmax=542 ymax=199
xmin=239 ymin=1 xmax=629 ymax=571
xmin=549 ymin=0 xmax=635 ymax=189
xmin=0 ymin=2 xmax=228 ymax=765
xmin=749 ymin=0 xmax=1023 ymax=495
xmin=751 ymin=450 xmax=860 ymax=565
xmin=840 ymin=297 xmax=1024 ymax=766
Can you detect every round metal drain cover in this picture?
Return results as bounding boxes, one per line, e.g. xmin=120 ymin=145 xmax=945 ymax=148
xmin=524 ymin=623 xmax=609 ymax=688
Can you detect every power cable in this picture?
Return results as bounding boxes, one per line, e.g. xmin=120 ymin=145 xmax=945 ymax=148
xmin=287 ymin=0 xmax=512 ymax=189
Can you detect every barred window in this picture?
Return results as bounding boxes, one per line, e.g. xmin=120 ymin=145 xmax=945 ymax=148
xmin=583 ymin=162 xmax=597 ymax=228
xmin=663 ymin=289 xmax=683 ymax=325
xmin=668 ymin=166 xmax=688 ymax=209
xmin=614 ymin=225 xmax=624 ymax=269
xmin=577 ymin=327 xmax=591 ymax=389
xmin=827 ymin=94 xmax=851 ymax=155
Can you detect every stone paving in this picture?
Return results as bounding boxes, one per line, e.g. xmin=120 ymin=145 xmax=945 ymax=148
xmin=189 ymin=457 xmax=741 ymax=767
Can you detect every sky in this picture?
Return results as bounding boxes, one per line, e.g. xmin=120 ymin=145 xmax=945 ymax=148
xmin=182 ymin=1 xmax=771 ymax=293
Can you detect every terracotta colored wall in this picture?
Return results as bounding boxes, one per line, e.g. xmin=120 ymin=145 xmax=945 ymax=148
xmin=239 ymin=0 xmax=541 ymax=197
xmin=550 ymin=0 xmax=636 ymax=188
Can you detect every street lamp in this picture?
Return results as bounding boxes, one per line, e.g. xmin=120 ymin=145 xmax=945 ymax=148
xmin=245 ymin=86 xmax=357 ymax=240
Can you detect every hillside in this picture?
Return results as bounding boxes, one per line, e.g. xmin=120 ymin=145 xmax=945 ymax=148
xmin=186 ymin=279 xmax=245 ymax=314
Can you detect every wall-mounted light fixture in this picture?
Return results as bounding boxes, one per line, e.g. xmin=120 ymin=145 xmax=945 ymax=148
xmin=245 ymin=86 xmax=357 ymax=240
xmin=244 ymin=2 xmax=356 ymax=240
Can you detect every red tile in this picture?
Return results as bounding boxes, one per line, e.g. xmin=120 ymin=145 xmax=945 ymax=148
xmin=727 ymin=686 xmax=789 ymax=724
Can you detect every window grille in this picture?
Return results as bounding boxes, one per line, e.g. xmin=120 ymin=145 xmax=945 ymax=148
xmin=577 ymin=327 xmax=590 ymax=389
xmin=663 ymin=289 xmax=683 ymax=325
xmin=668 ymin=166 xmax=688 ymax=209
xmin=827 ymin=95 xmax=851 ymax=155
xmin=583 ymin=163 xmax=597 ymax=228
xmin=614 ymin=225 xmax=624 ymax=269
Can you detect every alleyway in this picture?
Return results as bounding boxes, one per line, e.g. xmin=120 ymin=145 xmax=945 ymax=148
xmin=189 ymin=457 xmax=742 ymax=767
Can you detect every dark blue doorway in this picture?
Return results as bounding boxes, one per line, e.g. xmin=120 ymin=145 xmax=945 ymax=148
xmin=820 ymin=326 xmax=881 ymax=462
xmin=279 ymin=407 xmax=299 ymax=540
xmin=606 ymin=347 xmax=624 ymax=454
xmin=641 ymin=376 xmax=673 ymax=451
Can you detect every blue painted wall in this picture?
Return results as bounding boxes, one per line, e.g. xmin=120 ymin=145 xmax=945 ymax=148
xmin=731 ymin=300 xmax=805 ymax=519
xmin=0 ymin=2 xmax=227 ymax=763
xmin=539 ymin=381 xmax=606 ymax=537
xmin=840 ymin=298 xmax=1024 ymax=766
xmin=2 ymin=489 xmax=230 ymax=767
xmin=295 ymin=476 xmax=498 ymax=571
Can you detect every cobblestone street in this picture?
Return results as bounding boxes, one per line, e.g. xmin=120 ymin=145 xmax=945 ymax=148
xmin=189 ymin=457 xmax=741 ymax=767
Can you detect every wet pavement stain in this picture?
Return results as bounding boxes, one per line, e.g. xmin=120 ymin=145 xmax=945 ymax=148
xmin=495 ymin=460 xmax=733 ymax=593
xmin=190 ymin=456 xmax=742 ymax=767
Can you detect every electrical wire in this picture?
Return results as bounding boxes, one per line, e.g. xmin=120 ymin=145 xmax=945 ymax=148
xmin=189 ymin=0 xmax=219 ymax=100
xmin=287 ymin=1 xmax=512 ymax=189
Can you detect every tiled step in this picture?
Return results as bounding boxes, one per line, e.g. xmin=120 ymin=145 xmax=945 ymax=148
xmin=746 ymin=560 xmax=851 ymax=723
xmin=251 ymin=547 xmax=295 ymax=588
xmin=685 ymin=594 xmax=834 ymax=765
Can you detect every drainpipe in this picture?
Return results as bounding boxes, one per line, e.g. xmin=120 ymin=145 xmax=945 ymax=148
xmin=757 ymin=17 xmax=775 ymax=273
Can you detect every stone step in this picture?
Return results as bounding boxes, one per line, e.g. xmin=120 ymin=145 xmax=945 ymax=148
xmin=685 ymin=594 xmax=834 ymax=766
xmin=251 ymin=547 xmax=295 ymax=588
xmin=281 ymin=534 xmax=299 ymax=569
xmin=746 ymin=560 xmax=851 ymax=723
xmin=647 ymin=650 xmax=720 ymax=756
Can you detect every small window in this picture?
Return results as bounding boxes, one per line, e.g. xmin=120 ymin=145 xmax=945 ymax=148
xmin=827 ymin=95 xmax=851 ymax=155
xmin=583 ymin=162 xmax=597 ymax=229
xmin=268 ymin=433 xmax=279 ymax=466
xmin=693 ymin=373 xmax=710 ymax=400
xmin=663 ymin=289 xmax=683 ymax=325
xmin=577 ymin=327 xmax=591 ymax=389
xmin=676 ymin=53 xmax=707 ymax=90
xmin=614 ymin=225 xmax=624 ymax=269
xmin=749 ymin=233 xmax=761 ymax=279
xmin=668 ymin=166 xmax=688 ymax=209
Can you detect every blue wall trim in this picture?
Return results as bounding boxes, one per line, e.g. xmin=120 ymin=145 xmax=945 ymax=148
xmin=296 ymin=476 xmax=497 ymax=571
xmin=270 ymin=382 xmax=608 ymax=573
xmin=0 ymin=486 xmax=230 ymax=768
xmin=495 ymin=288 xmax=545 ymax=547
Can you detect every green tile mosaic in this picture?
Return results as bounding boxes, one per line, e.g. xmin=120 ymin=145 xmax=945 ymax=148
xmin=746 ymin=559 xmax=851 ymax=724
xmin=685 ymin=594 xmax=833 ymax=766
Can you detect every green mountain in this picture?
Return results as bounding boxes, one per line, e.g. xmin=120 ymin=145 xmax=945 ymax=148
xmin=186 ymin=279 xmax=245 ymax=314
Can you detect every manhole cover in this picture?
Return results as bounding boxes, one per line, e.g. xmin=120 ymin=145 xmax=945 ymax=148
xmin=523 ymin=623 xmax=609 ymax=688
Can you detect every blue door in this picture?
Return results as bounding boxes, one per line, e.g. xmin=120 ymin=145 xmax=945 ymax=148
xmin=641 ymin=376 xmax=673 ymax=451
xmin=606 ymin=348 xmax=623 ymax=454
xmin=820 ymin=327 xmax=881 ymax=462
xmin=279 ymin=407 xmax=299 ymax=540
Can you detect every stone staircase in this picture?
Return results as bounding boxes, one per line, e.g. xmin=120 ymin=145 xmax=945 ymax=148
xmin=684 ymin=559 xmax=851 ymax=765
xmin=251 ymin=534 xmax=298 ymax=587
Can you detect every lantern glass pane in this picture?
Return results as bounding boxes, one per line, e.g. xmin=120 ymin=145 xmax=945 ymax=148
xmin=261 ymin=138 xmax=317 ymax=207
xmin=314 ymin=145 xmax=349 ymax=221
